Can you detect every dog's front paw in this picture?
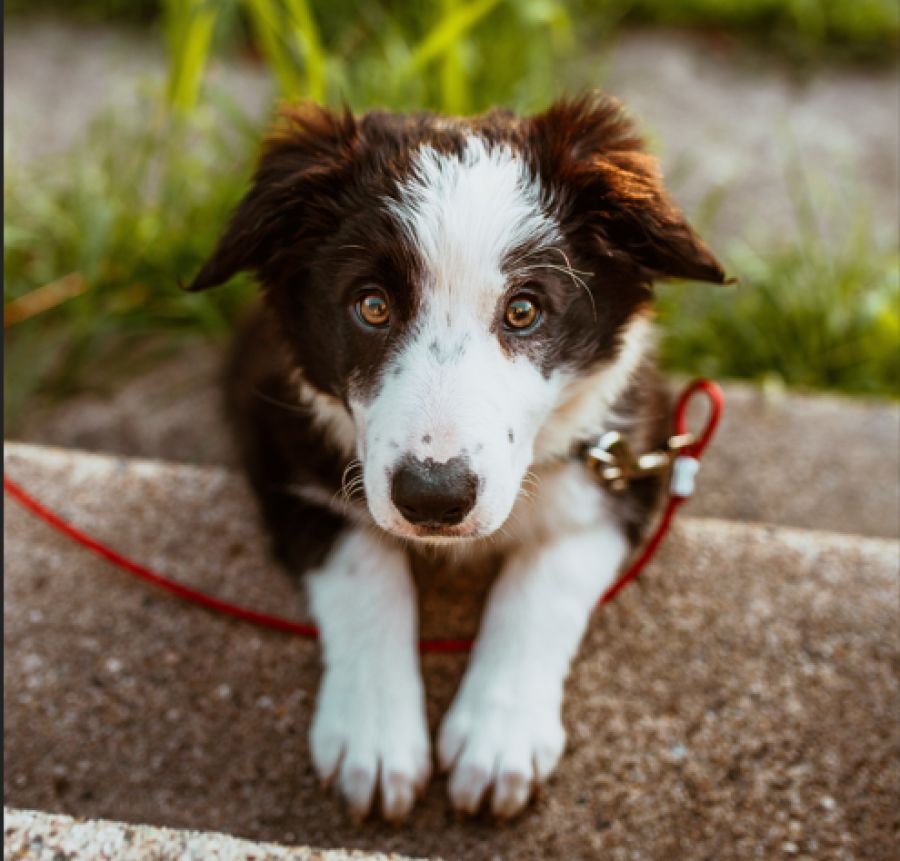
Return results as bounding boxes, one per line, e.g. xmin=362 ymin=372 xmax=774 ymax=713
xmin=438 ymin=683 xmax=565 ymax=818
xmin=310 ymin=667 xmax=431 ymax=822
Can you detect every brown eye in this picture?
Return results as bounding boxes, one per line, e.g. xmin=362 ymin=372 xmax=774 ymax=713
xmin=505 ymin=295 xmax=540 ymax=331
xmin=355 ymin=290 xmax=391 ymax=328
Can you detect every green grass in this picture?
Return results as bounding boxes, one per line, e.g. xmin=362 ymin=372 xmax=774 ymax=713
xmin=658 ymin=230 xmax=899 ymax=397
xmin=3 ymin=100 xmax=258 ymax=427
xmin=656 ymin=163 xmax=899 ymax=397
xmin=617 ymin=0 xmax=900 ymax=65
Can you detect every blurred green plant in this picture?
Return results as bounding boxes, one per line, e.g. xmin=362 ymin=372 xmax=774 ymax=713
xmin=163 ymin=0 xmax=573 ymax=117
xmin=619 ymin=0 xmax=900 ymax=65
xmin=3 ymin=100 xmax=257 ymax=427
xmin=658 ymin=202 xmax=900 ymax=396
xmin=164 ymin=0 xmax=220 ymax=112
xmin=7 ymin=0 xmax=899 ymax=65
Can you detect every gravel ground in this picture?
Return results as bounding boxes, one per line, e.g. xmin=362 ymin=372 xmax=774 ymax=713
xmin=600 ymin=31 xmax=899 ymax=244
xmin=2 ymin=16 xmax=269 ymax=160
xmin=4 ymin=443 xmax=898 ymax=860
xmin=4 ymin=17 xmax=898 ymax=245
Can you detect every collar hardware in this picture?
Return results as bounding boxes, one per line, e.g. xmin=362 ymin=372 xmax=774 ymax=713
xmin=579 ymin=431 xmax=696 ymax=493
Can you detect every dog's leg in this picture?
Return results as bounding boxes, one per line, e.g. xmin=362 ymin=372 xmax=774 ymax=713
xmin=438 ymin=520 xmax=627 ymax=817
xmin=307 ymin=528 xmax=430 ymax=822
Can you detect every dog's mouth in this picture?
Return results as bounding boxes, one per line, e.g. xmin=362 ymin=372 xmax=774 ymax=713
xmin=373 ymin=484 xmax=519 ymax=545
xmin=402 ymin=522 xmax=483 ymax=543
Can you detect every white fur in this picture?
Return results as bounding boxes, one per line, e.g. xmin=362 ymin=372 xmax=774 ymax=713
xmin=306 ymin=528 xmax=430 ymax=821
xmin=295 ymin=374 xmax=357 ymax=458
xmin=434 ymin=460 xmax=632 ymax=815
xmin=439 ymin=509 xmax=629 ymax=816
xmin=300 ymin=136 xmax=655 ymax=821
xmin=387 ymin=137 xmax=560 ymax=298
xmin=352 ymin=329 xmax=564 ymax=541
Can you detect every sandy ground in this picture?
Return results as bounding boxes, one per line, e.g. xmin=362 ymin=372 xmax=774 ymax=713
xmin=4 ymin=18 xmax=898 ymax=246
xmin=4 ymin=443 xmax=898 ymax=860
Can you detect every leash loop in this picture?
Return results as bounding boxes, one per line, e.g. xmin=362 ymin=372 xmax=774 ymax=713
xmin=4 ymin=379 xmax=724 ymax=654
xmin=674 ymin=378 xmax=724 ymax=458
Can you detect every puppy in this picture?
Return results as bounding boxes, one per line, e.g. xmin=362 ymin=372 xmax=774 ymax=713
xmin=188 ymin=93 xmax=725 ymax=821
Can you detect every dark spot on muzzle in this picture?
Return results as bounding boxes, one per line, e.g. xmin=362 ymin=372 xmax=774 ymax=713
xmin=427 ymin=336 xmax=469 ymax=365
xmin=391 ymin=455 xmax=477 ymax=528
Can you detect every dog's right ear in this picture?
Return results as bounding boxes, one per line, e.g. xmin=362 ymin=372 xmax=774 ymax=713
xmin=186 ymin=103 xmax=358 ymax=292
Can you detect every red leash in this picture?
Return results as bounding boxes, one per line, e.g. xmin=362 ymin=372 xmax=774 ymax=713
xmin=4 ymin=379 xmax=722 ymax=654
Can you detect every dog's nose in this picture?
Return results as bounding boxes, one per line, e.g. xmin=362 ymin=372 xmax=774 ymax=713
xmin=391 ymin=456 xmax=477 ymax=527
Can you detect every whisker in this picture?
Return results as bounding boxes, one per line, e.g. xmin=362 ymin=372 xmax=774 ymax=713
xmin=551 ymin=246 xmax=598 ymax=323
xmin=504 ymin=245 xmax=543 ymax=271
xmin=340 ymin=458 xmax=362 ymax=487
xmin=550 ymin=245 xmax=594 ymax=280
xmin=514 ymin=260 xmax=598 ymax=323
xmin=339 ymin=458 xmax=364 ymax=503
xmin=252 ymin=387 xmax=309 ymax=415
xmin=523 ymin=469 xmax=542 ymax=487
xmin=343 ymin=483 xmax=365 ymax=499
xmin=509 ymin=241 xmax=597 ymax=323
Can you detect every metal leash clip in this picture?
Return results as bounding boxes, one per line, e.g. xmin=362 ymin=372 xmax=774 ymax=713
xmin=580 ymin=431 xmax=696 ymax=493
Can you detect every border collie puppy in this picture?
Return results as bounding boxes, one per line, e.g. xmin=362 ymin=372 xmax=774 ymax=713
xmin=188 ymin=93 xmax=725 ymax=822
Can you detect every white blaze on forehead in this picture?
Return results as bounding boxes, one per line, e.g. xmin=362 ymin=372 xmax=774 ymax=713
xmin=388 ymin=136 xmax=558 ymax=310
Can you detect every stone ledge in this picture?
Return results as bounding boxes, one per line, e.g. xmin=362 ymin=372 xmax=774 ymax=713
xmin=3 ymin=808 xmax=426 ymax=861
xmin=4 ymin=442 xmax=898 ymax=860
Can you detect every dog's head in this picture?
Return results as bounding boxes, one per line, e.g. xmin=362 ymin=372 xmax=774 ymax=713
xmin=190 ymin=95 xmax=725 ymax=543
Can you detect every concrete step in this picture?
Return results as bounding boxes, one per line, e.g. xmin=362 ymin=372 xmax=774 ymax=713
xmin=3 ymin=807 xmax=423 ymax=861
xmin=17 ymin=345 xmax=900 ymax=539
xmin=4 ymin=442 xmax=898 ymax=860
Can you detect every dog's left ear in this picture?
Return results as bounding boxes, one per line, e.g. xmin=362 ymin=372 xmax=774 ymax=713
xmin=186 ymin=103 xmax=359 ymax=292
xmin=530 ymin=94 xmax=728 ymax=284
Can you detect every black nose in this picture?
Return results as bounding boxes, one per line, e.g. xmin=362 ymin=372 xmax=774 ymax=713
xmin=391 ymin=456 xmax=477 ymax=527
